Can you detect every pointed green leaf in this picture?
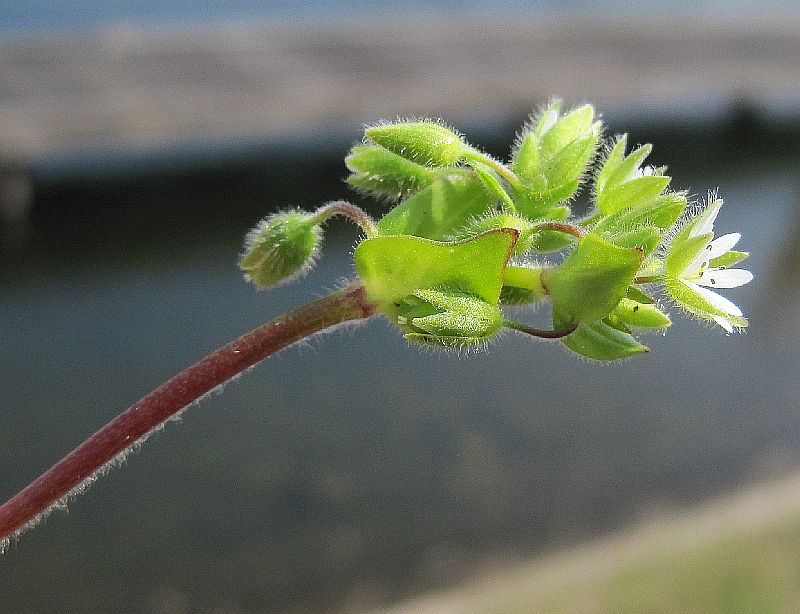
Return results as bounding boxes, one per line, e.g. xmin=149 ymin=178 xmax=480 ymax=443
xmin=547 ymin=133 xmax=599 ymax=187
xmin=543 ymin=233 xmax=643 ymax=323
xmin=593 ymin=192 xmax=687 ymax=234
xmin=607 ymin=226 xmax=661 ymax=256
xmin=595 ymin=135 xmax=628 ymax=195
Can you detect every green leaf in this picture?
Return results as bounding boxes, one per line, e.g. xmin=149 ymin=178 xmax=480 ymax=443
xmin=377 ymin=171 xmax=496 ymax=241
xmin=366 ymin=121 xmax=467 ymax=166
xmin=345 ymin=144 xmax=436 ymax=199
xmin=543 ymin=233 xmax=643 ymax=323
xmin=533 ymin=100 xmax=562 ymax=138
xmin=451 ymin=213 xmax=536 ymax=253
xmin=554 ymin=308 xmax=649 ymax=360
xmin=614 ymin=298 xmax=671 ymax=329
xmin=354 ymin=229 xmax=518 ymax=313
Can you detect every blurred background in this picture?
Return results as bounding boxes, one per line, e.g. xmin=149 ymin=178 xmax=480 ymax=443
xmin=1 ymin=1 xmax=799 ymax=612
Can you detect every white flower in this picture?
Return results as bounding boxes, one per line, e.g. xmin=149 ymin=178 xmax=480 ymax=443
xmin=664 ymin=198 xmax=752 ymax=333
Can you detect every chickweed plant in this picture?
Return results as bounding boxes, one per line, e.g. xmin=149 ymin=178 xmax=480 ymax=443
xmin=0 ymin=101 xmax=752 ymax=550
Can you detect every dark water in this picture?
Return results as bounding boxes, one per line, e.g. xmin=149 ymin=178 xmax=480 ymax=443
xmin=0 ymin=122 xmax=799 ymax=612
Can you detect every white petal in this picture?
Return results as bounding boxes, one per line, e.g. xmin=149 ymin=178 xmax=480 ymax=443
xmin=690 ymin=199 xmax=722 ymax=238
xmin=683 ymin=280 xmax=743 ymax=317
xmin=696 ymin=268 xmax=753 ymax=289
xmin=706 ymin=233 xmax=741 ymax=259
xmin=711 ymin=314 xmax=734 ymax=333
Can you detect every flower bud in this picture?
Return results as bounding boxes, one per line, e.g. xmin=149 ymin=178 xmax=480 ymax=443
xmin=397 ymin=288 xmax=503 ymax=348
xmin=239 ymin=211 xmax=321 ymax=288
xmin=345 ymin=144 xmax=436 ymax=200
xmin=365 ymin=121 xmax=467 ymax=166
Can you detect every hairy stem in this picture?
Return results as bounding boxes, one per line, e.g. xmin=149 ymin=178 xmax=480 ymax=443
xmin=505 ymin=320 xmax=579 ymax=339
xmin=313 ymin=200 xmax=379 ymax=238
xmin=0 ymin=285 xmax=375 ymax=546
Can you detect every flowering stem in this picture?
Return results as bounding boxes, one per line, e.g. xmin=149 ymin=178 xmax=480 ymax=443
xmin=0 ymin=285 xmax=375 ymax=547
xmin=312 ymin=201 xmax=378 ymax=238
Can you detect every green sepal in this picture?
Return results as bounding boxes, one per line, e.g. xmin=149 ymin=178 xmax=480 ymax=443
xmin=593 ymin=192 xmax=687 ymax=234
xmin=354 ymin=229 xmax=518 ymax=319
xmin=606 ymin=226 xmax=661 ymax=256
xmin=466 ymin=161 xmax=515 ymax=210
xmin=710 ymin=250 xmax=749 ymax=269
xmin=539 ymin=104 xmax=596 ymax=159
xmin=239 ymin=211 xmax=321 ymax=288
xmin=600 ymin=142 xmax=652 ymax=194
xmin=515 ymin=182 xmax=580 ymax=218
xmin=547 ymin=133 xmax=599 ymax=187
xmin=345 ymin=144 xmax=436 ymax=199
xmin=365 ymin=121 xmax=467 ymax=166
xmin=554 ymin=307 xmax=649 ymax=361
xmin=512 ymin=132 xmax=540 ymax=183
xmin=626 ymin=286 xmax=656 ymax=304
xmin=377 ymin=171 xmax=496 ymax=241
xmin=614 ymin=298 xmax=671 ymax=329
xmin=665 ymin=231 xmax=713 ymax=278
xmin=595 ymin=135 xmax=631 ymax=195
xmin=597 ymin=175 xmax=671 ymax=215
xmin=664 ymin=278 xmax=749 ymax=329
xmin=543 ymin=233 xmax=643 ymax=323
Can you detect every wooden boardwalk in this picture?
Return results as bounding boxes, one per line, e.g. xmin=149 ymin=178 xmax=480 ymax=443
xmin=2 ymin=15 xmax=799 ymax=162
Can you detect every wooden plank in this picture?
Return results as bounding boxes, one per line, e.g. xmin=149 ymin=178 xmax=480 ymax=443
xmin=1 ymin=16 xmax=799 ymax=161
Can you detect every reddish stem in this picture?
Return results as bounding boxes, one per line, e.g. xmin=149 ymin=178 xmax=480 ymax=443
xmin=0 ymin=285 xmax=374 ymax=546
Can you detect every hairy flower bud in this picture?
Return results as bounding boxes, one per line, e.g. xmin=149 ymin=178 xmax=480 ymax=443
xmin=239 ymin=211 xmax=321 ymax=288
xmin=365 ymin=120 xmax=467 ymax=166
